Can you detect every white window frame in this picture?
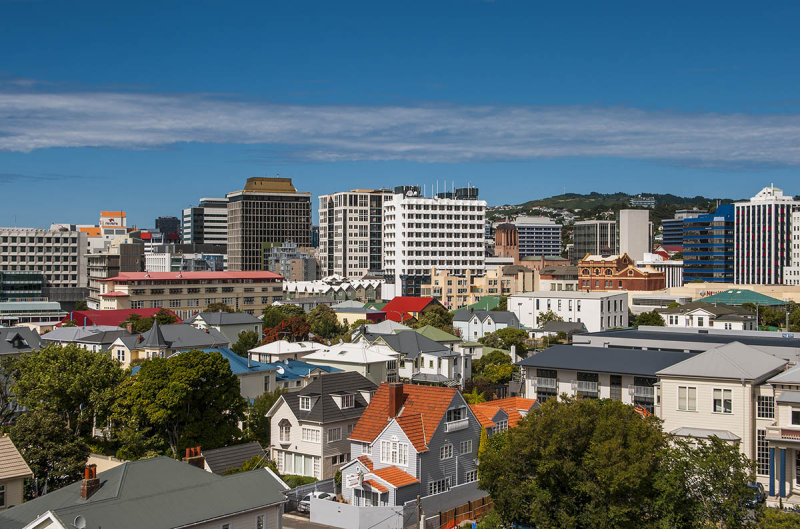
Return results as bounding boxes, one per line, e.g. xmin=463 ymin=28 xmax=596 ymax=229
xmin=440 ymin=444 xmax=453 ymax=460
xmin=677 ymin=386 xmax=697 ymax=412
xmin=299 ymin=396 xmax=312 ymax=411
xmin=328 ymin=427 xmax=342 ymax=443
xmin=341 ymin=394 xmax=355 ymax=409
xmin=302 ymin=427 xmax=321 ymax=443
xmin=279 ymin=423 xmax=291 ymax=442
xmin=465 ymin=470 xmax=478 ymax=483
xmin=380 ymin=439 xmax=409 ymax=466
xmin=460 ymin=440 xmax=473 ymax=455
xmin=712 ymin=388 xmax=732 ymax=414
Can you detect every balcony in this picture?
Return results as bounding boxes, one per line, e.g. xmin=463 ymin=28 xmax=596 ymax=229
xmin=445 ymin=418 xmax=469 ymax=432
xmin=575 ymin=381 xmax=598 ymax=393
xmin=633 ymin=386 xmax=655 ymax=398
xmin=535 ymin=377 xmax=557 ymax=389
xmin=767 ymin=425 xmax=800 ymax=442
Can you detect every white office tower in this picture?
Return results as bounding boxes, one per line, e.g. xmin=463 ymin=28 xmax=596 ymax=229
xmin=617 ymin=209 xmax=652 ymax=261
xmin=787 ymin=211 xmax=800 ymax=286
xmin=181 ymin=198 xmax=228 ymax=245
xmin=383 ymin=186 xmax=486 ymax=297
xmin=735 ymin=186 xmax=800 ymax=285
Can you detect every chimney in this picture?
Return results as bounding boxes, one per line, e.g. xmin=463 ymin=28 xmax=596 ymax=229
xmin=183 ymin=446 xmax=205 ymax=469
xmin=80 ymin=464 xmax=100 ymax=499
xmin=388 ymin=382 xmax=404 ymax=417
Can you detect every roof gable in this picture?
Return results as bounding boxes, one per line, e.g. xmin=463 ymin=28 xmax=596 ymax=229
xmin=656 ymin=341 xmax=788 ymax=380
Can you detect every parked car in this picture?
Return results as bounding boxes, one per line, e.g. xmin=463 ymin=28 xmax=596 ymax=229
xmin=297 ymin=491 xmax=335 ymax=513
xmin=745 ymin=482 xmax=766 ymax=508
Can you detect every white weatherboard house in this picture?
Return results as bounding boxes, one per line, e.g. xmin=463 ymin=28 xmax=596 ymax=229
xmin=248 ymin=340 xmax=322 ymax=363
xmin=189 ymin=311 xmax=263 ymax=344
xmin=302 ymin=342 xmax=399 ymax=386
xmin=508 ymin=291 xmax=628 ymax=333
xmin=657 ymin=301 xmax=756 ymax=331
xmin=452 ymin=309 xmax=520 ymax=341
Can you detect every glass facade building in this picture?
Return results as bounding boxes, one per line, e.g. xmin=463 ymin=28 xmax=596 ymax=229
xmin=683 ymin=205 xmax=734 ymax=283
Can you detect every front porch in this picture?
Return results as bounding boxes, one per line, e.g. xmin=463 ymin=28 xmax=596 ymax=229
xmin=765 ymin=429 xmax=800 ymax=504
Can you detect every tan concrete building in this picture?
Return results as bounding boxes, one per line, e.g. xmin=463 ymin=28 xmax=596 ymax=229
xmin=421 ymin=264 xmax=536 ymax=310
xmin=226 ymin=177 xmax=312 ymax=271
xmin=98 ymin=271 xmax=283 ymax=319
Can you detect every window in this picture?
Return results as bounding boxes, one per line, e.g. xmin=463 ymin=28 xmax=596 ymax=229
xmin=713 ymin=388 xmax=732 ymax=414
xmin=493 ymin=420 xmax=508 ymax=433
xmin=440 ymin=444 xmax=453 ymax=460
xmin=677 ymin=386 xmax=697 ymax=411
xmin=757 ymin=396 xmax=775 ymax=419
xmin=328 ymin=427 xmax=342 ymax=443
xmin=256 ymin=514 xmax=264 ymax=529
xmin=116 ymin=349 xmax=125 ymax=363
xmin=428 ymin=477 xmax=451 ymax=495
xmin=221 ymin=524 xmax=230 ymax=529
xmin=465 ymin=470 xmax=478 ymax=482
xmin=793 ymin=410 xmax=800 ymax=426
xmin=460 ymin=440 xmax=473 ymax=454
xmin=363 ymin=443 xmax=372 ymax=455
xmin=302 ymin=427 xmax=321 ymax=443
xmin=299 ymin=396 xmax=312 ymax=410
xmin=0 ymin=484 xmax=4 ymax=507
xmin=342 ymin=394 xmax=355 ymax=409
xmin=446 ymin=407 xmax=465 ymax=422
xmin=264 ymin=376 xmax=270 ymax=392
xmin=279 ymin=422 xmax=291 ymax=442
xmin=756 ymin=429 xmax=769 ymax=476
xmin=380 ymin=439 xmax=409 ymax=466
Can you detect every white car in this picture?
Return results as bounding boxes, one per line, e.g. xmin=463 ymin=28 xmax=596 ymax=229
xmin=297 ymin=491 xmax=335 ymax=513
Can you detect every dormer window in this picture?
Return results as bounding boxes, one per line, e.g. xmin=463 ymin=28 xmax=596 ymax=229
xmin=342 ymin=394 xmax=355 ymax=409
xmin=299 ymin=396 xmax=312 ymax=411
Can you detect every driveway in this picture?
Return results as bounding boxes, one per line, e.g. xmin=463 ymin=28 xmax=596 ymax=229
xmin=282 ymin=513 xmax=339 ymax=529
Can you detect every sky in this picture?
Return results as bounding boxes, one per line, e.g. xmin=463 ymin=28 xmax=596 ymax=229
xmin=2 ymin=0 xmax=800 ymax=227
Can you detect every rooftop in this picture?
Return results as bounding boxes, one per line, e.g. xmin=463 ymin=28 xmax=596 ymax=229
xmin=0 ymin=434 xmax=32 ymax=481
xmin=103 ymin=271 xmax=283 ymax=282
xmin=700 ymin=289 xmax=787 ymax=307
xmin=656 ymin=342 xmax=787 ymax=380
xmin=303 ymin=342 xmax=398 ymax=365
xmin=191 ymin=311 xmax=263 ymax=326
xmin=517 ymin=344 xmax=693 ymax=376
xmin=202 ymin=442 xmax=266 ymax=475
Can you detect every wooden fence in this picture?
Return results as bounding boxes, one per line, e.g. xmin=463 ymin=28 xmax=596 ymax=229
xmin=437 ymin=496 xmax=493 ymax=529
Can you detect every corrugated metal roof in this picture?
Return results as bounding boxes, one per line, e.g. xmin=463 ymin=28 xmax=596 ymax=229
xmin=670 ymin=427 xmax=740 ymax=441
xmin=517 ymin=344 xmax=691 ymax=376
xmin=656 ymin=342 xmax=787 ymax=380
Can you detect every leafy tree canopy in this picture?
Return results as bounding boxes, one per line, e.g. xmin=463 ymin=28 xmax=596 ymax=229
xmin=74 ymin=300 xmax=89 ymax=311
xmin=119 ymin=308 xmax=179 ymax=332
xmin=205 ymin=302 xmax=236 ymax=313
xmin=479 ymin=328 xmax=529 ymax=357
xmin=263 ymin=315 xmax=311 ymax=343
xmin=490 ymin=297 xmax=508 ymax=312
xmin=633 ymin=310 xmax=665 ymax=328
xmin=536 ymin=309 xmax=563 ymax=327
xmin=307 ymin=304 xmax=346 ymax=340
xmin=243 ymin=388 xmax=286 ymax=446
xmin=413 ymin=306 xmax=455 ymax=334
xmin=262 ymin=304 xmax=306 ymax=328
xmin=231 ymin=330 xmax=261 ymax=357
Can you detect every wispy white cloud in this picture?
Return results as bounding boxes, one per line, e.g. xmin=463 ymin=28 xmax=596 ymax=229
xmin=2 ymin=89 xmax=800 ymax=166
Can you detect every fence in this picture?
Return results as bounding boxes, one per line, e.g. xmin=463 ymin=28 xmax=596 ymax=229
xmin=310 ymin=498 xmax=418 ymax=529
xmin=283 ymin=478 xmax=336 ymax=512
xmin=436 ymin=496 xmax=493 ymax=529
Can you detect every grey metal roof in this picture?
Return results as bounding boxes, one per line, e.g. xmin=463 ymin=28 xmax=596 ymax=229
xmin=670 ymin=427 xmax=741 ymax=441
xmin=453 ymin=309 xmax=517 ymax=324
xmin=0 ymin=456 xmax=286 ymax=529
xmin=656 ymin=342 xmax=787 ymax=380
xmin=540 ymin=321 xmax=587 ymax=334
xmin=141 ymin=319 xmax=169 ymax=348
xmin=135 ymin=323 xmax=230 ymax=350
xmin=368 ymin=331 xmax=456 ymax=359
xmin=769 ymin=365 xmax=800 ymax=385
xmin=517 ymin=344 xmax=692 ymax=376
xmin=280 ymin=371 xmax=377 ymax=423
xmin=42 ymin=326 xmax=121 ymax=342
xmin=202 ymin=441 xmax=266 ymax=475
xmin=658 ymin=301 xmax=753 ymax=317
xmin=0 ymin=327 xmax=41 ymax=355
xmin=192 ymin=311 xmax=262 ymax=326
xmin=411 ymin=373 xmax=458 ymax=386
xmin=776 ymin=391 xmax=800 ymax=405
xmin=583 ymin=328 xmax=800 ymax=349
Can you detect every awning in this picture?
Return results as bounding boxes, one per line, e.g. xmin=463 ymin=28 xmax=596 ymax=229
xmin=670 ymin=427 xmax=740 ymax=442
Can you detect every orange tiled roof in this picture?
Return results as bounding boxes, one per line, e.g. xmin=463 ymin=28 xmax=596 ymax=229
xmin=372 ymin=466 xmax=419 ymax=488
xmin=471 ymin=396 xmax=537 ymax=429
xmin=363 ymin=479 xmax=389 ymax=493
xmin=100 ymin=211 xmax=126 ymax=217
xmin=480 ymin=396 xmax=537 ymax=411
xmin=79 ymin=227 xmax=102 ymax=237
xmin=469 ymin=405 xmax=497 ymax=428
xmin=357 ymin=455 xmax=374 ymax=471
xmin=349 ymin=383 xmax=458 ymax=452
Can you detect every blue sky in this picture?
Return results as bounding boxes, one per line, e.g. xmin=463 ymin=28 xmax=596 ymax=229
xmin=2 ymin=0 xmax=800 ymax=227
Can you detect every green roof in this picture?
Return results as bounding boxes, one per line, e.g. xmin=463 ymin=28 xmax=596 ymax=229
xmin=364 ymin=301 xmax=387 ymax=310
xmin=700 ymin=289 xmax=787 ymax=307
xmin=459 ymin=296 xmax=503 ymax=312
xmin=481 ymin=346 xmax=511 ymax=356
xmin=408 ymin=325 xmax=461 ymax=343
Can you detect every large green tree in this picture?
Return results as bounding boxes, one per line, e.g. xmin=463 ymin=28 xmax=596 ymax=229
xmin=307 ymin=304 xmax=345 ymax=339
xmin=633 ymin=310 xmax=666 ymax=328
xmin=119 ymin=308 xmax=179 ymax=332
xmin=0 ymin=357 xmax=18 ymax=425
xmin=231 ymin=330 xmax=261 ymax=357
xmin=413 ymin=306 xmax=455 ymax=333
xmin=479 ymin=328 xmax=529 ymax=357
xmin=479 ymin=397 xmax=666 ymax=529
xmin=11 ymin=409 xmax=89 ymax=498
xmin=13 ymin=344 xmax=124 ymax=437
xmin=205 ymin=302 xmax=236 ymax=313
xmin=536 ymin=309 xmax=563 ymax=327
xmin=262 ymin=304 xmax=306 ymax=328
xmin=113 ymin=350 xmax=245 ymax=458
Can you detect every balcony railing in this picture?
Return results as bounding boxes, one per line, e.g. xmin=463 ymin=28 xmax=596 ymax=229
xmin=535 ymin=377 xmax=557 ymax=389
xmin=633 ymin=386 xmax=655 ymax=398
xmin=576 ymin=381 xmax=598 ymax=393
xmin=445 ymin=418 xmax=469 ymax=432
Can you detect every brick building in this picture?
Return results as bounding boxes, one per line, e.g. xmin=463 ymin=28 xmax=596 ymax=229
xmin=578 ymin=254 xmax=666 ymax=292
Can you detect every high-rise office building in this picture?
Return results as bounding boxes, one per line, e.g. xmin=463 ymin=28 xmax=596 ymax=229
xmin=785 ymin=210 xmax=800 ymax=286
xmin=155 ymin=216 xmax=181 ymax=236
xmin=226 ymin=177 xmax=312 ymax=271
xmin=661 ymin=209 xmax=703 ymax=250
xmin=383 ymin=186 xmax=486 ymax=297
xmin=683 ymin=204 xmax=734 ymax=283
xmin=318 ymin=189 xmax=393 ymax=278
xmin=573 ymin=220 xmax=617 ymax=262
xmin=181 ymin=198 xmax=229 ymax=246
xmin=513 ymin=216 xmax=562 ymax=258
xmin=616 ymin=210 xmax=652 ymax=261
xmin=734 ymin=186 xmax=800 ymax=285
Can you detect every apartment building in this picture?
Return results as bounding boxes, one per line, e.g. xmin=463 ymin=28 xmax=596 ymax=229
xmin=682 ymin=204 xmax=735 ymax=283
xmin=303 ymin=343 xmax=399 ymax=385
xmin=383 ymin=186 xmax=486 ymax=296
xmin=538 ymin=265 xmax=578 ymax=292
xmin=86 ymin=237 xmax=144 ymax=309
xmin=735 ymin=186 xmax=800 ymax=285
xmin=508 ymin=291 xmax=628 ymax=332
xmin=181 ymin=197 xmax=229 ymax=245
xmin=785 ymin=210 xmax=800 ymax=286
xmin=514 ymin=216 xmax=562 ymax=258
xmin=97 ymin=270 xmax=283 ymax=319
xmin=421 ymin=265 xmax=535 ymax=310
xmin=227 ymin=177 xmax=312 ymax=271
xmin=262 ymin=242 xmax=318 ymax=281
xmin=0 ymin=228 xmax=88 ymax=300
xmin=573 ymin=220 xmax=617 ymax=263
xmin=636 ymin=253 xmax=683 ymax=289
xmin=318 ymin=189 xmax=393 ymax=277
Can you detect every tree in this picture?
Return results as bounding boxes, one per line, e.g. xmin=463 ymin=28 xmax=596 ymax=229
xmin=11 ymin=409 xmax=89 ymax=498
xmin=479 ymin=397 xmax=666 ymax=528
xmin=491 ymin=297 xmax=508 ymax=312
xmin=633 ymin=310 xmax=666 ymax=328
xmin=473 ymin=349 xmax=512 ymax=376
xmin=262 ymin=305 xmax=306 ymax=328
xmin=114 ymin=350 xmax=246 ymax=458
xmin=119 ymin=308 xmax=179 ymax=332
xmin=536 ymin=309 xmax=563 ymax=327
xmin=759 ymin=509 xmax=800 ymax=528
xmin=231 ymin=330 xmax=260 ymax=357
xmin=13 ymin=344 xmax=124 ymax=437
xmin=463 ymin=387 xmax=486 ymax=405
xmin=206 ymin=302 xmax=235 ymax=313
xmin=74 ymin=300 xmax=89 ymax=311
xmin=479 ymin=328 xmax=529 ymax=357
xmin=243 ymin=389 xmax=286 ymax=446
xmin=262 ymin=316 xmax=311 ymax=343
xmin=655 ymin=436 xmax=758 ymax=529
xmin=413 ymin=306 xmax=455 ymax=333
xmin=307 ymin=304 xmax=345 ymax=340
xmin=0 ymin=357 xmax=18 ymax=425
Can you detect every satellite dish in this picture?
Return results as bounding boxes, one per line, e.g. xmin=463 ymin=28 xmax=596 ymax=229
xmin=73 ymin=515 xmax=87 ymax=529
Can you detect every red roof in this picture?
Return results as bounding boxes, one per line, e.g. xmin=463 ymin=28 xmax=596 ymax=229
xmin=349 ymin=383 xmax=458 ymax=452
xmin=99 ymin=291 xmax=130 ymax=297
xmin=363 ymin=479 xmax=389 ymax=493
xmin=381 ymin=297 xmax=438 ymax=322
xmin=357 ymin=455 xmax=374 ymax=471
xmin=371 ymin=466 xmax=419 ymax=488
xmin=102 ymin=271 xmax=283 ymax=282
xmin=59 ymin=308 xmax=182 ymax=327
xmin=470 ymin=397 xmax=537 ymax=429
xmin=140 ymin=232 xmax=152 ymax=240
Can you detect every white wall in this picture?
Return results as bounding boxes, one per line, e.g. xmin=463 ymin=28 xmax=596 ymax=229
xmin=509 ymin=293 xmax=628 ymax=333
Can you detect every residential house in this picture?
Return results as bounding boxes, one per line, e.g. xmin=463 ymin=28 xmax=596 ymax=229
xmin=302 ymin=342 xmax=399 ymax=385
xmin=266 ymin=372 xmax=377 ymax=480
xmin=452 ymin=309 xmax=521 ymax=341
xmin=0 ymin=435 xmax=33 ymax=511
xmin=368 ymin=331 xmax=471 ymax=387
xmin=109 ymin=321 xmax=230 ymax=368
xmin=657 ymin=301 xmax=756 ymax=331
xmin=411 ymin=326 xmax=462 ymax=348
xmin=538 ymin=265 xmax=578 ymax=292
xmin=248 ymin=340 xmax=322 ymax=363
xmin=41 ymin=325 xmax=121 ymax=346
xmin=350 ymin=320 xmax=411 ymax=341
xmin=189 ymin=311 xmax=264 ymax=344
xmin=330 ymin=301 xmax=386 ymax=327
xmin=0 ymin=457 xmax=286 ymax=529
xmin=283 ymin=276 xmax=386 ymax=303
xmin=0 ymin=327 xmax=41 ymax=358
xmin=201 ymin=441 xmax=267 ymax=475
xmin=262 ymin=359 xmax=342 ymax=392
xmin=656 ymin=342 xmax=788 ymax=494
xmin=509 ymin=291 xmax=629 ymax=333
xmin=517 ymin=344 xmax=693 ymax=413
xmin=470 ymin=397 xmax=538 ymax=436
xmin=341 ymin=382 xmax=482 ymax=506
xmin=199 ymin=348 xmax=277 ymax=400
xmin=380 ymin=297 xmax=444 ymax=324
